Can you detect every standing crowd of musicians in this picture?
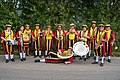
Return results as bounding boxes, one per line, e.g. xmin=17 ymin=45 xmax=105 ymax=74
xmin=0 ymin=21 xmax=115 ymax=66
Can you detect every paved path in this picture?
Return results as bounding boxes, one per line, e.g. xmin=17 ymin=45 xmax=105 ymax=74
xmin=0 ymin=55 xmax=120 ymax=80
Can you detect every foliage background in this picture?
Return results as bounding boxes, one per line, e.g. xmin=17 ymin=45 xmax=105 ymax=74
xmin=0 ymin=0 xmax=120 ymax=52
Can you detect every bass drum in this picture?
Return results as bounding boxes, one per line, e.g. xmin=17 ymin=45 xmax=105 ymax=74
xmin=73 ymin=41 xmax=89 ymax=56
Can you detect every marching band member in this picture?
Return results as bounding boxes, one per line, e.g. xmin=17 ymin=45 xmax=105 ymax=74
xmin=54 ymin=24 xmax=64 ymax=50
xmin=63 ymin=30 xmax=69 ymax=50
xmin=24 ymin=24 xmax=32 ymax=56
xmin=44 ymin=26 xmax=54 ymax=57
xmin=104 ymin=24 xmax=115 ymax=63
xmin=67 ymin=23 xmax=78 ymax=48
xmin=92 ymin=24 xmax=106 ymax=66
xmin=34 ymin=47 xmax=73 ymax=64
xmin=16 ymin=25 xmax=26 ymax=61
xmin=32 ymin=24 xmax=43 ymax=58
xmin=88 ymin=21 xmax=97 ymax=59
xmin=1 ymin=24 xmax=15 ymax=63
xmin=79 ymin=25 xmax=90 ymax=61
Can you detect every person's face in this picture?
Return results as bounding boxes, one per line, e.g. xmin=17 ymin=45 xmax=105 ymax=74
xmin=20 ymin=26 xmax=24 ymax=31
xmin=26 ymin=26 xmax=30 ymax=30
xmin=92 ymin=23 xmax=96 ymax=28
xmin=47 ymin=27 xmax=51 ymax=31
xmin=99 ymin=26 xmax=104 ymax=31
xmin=7 ymin=27 xmax=11 ymax=31
xmin=36 ymin=26 xmax=39 ymax=30
xmin=83 ymin=27 xmax=87 ymax=31
xmin=68 ymin=49 xmax=72 ymax=53
xmin=58 ymin=26 xmax=62 ymax=30
xmin=105 ymin=27 xmax=110 ymax=30
xmin=107 ymin=27 xmax=110 ymax=30
xmin=70 ymin=26 xmax=74 ymax=29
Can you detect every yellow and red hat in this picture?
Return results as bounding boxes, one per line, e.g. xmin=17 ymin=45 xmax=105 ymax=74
xmin=70 ymin=23 xmax=75 ymax=26
xmin=99 ymin=24 xmax=104 ymax=27
xmin=105 ymin=24 xmax=110 ymax=27
xmin=82 ymin=24 xmax=88 ymax=28
xmin=6 ymin=24 xmax=12 ymax=27
xmin=26 ymin=24 xmax=30 ymax=27
xmin=68 ymin=47 xmax=73 ymax=51
xmin=35 ymin=24 xmax=40 ymax=26
xmin=57 ymin=24 xmax=62 ymax=27
xmin=92 ymin=21 xmax=97 ymax=24
xmin=47 ymin=25 xmax=52 ymax=28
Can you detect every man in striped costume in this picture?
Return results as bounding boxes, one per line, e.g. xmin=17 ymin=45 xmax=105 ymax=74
xmin=1 ymin=24 xmax=15 ymax=63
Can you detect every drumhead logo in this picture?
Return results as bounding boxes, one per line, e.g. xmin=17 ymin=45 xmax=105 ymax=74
xmin=73 ymin=42 xmax=89 ymax=56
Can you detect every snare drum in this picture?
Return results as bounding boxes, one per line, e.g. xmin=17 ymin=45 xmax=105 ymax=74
xmin=23 ymin=35 xmax=30 ymax=47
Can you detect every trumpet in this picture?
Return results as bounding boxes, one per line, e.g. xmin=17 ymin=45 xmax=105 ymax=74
xmin=69 ymin=29 xmax=75 ymax=34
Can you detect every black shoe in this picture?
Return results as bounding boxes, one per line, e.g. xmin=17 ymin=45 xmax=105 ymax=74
xmin=73 ymin=57 xmax=75 ymax=59
xmin=23 ymin=58 xmax=26 ymax=61
xmin=34 ymin=59 xmax=40 ymax=62
xmin=11 ymin=58 xmax=15 ymax=62
xmin=100 ymin=63 xmax=104 ymax=66
xmin=108 ymin=59 xmax=111 ymax=63
xmin=79 ymin=57 xmax=83 ymax=60
xmin=20 ymin=59 xmax=23 ymax=61
xmin=39 ymin=56 xmax=41 ymax=58
xmin=92 ymin=61 xmax=98 ymax=64
xmin=99 ymin=58 xmax=102 ymax=61
xmin=6 ymin=59 xmax=9 ymax=63
xmin=26 ymin=53 xmax=30 ymax=56
xmin=45 ymin=55 xmax=48 ymax=58
xmin=94 ymin=57 xmax=96 ymax=60
xmin=87 ymin=56 xmax=90 ymax=59
xmin=34 ymin=55 xmax=37 ymax=58
xmin=84 ymin=58 xmax=86 ymax=61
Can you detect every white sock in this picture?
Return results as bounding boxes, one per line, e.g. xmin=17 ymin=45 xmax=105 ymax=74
xmin=40 ymin=59 xmax=45 ymax=62
xmin=39 ymin=51 xmax=41 ymax=56
xmin=23 ymin=53 xmax=26 ymax=58
xmin=101 ymin=56 xmax=104 ymax=63
xmin=35 ymin=51 xmax=37 ymax=56
xmin=108 ymin=56 xmax=111 ymax=59
xmin=94 ymin=52 xmax=96 ymax=57
xmin=96 ymin=56 xmax=99 ymax=62
xmin=84 ymin=55 xmax=86 ymax=58
xmin=5 ymin=54 xmax=9 ymax=60
xmin=45 ymin=51 xmax=47 ymax=56
xmin=10 ymin=54 xmax=14 ymax=59
xmin=19 ymin=53 xmax=23 ymax=59
xmin=88 ymin=50 xmax=91 ymax=56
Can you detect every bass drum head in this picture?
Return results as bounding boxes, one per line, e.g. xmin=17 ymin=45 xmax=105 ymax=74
xmin=73 ymin=41 xmax=89 ymax=56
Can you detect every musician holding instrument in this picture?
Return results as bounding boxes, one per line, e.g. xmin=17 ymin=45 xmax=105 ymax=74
xmin=63 ymin=29 xmax=69 ymax=50
xmin=79 ymin=25 xmax=90 ymax=61
xmin=44 ymin=26 xmax=54 ymax=57
xmin=34 ymin=47 xmax=73 ymax=64
xmin=54 ymin=24 xmax=64 ymax=50
xmin=24 ymin=24 xmax=32 ymax=56
xmin=104 ymin=24 xmax=115 ymax=63
xmin=67 ymin=23 xmax=78 ymax=48
xmin=16 ymin=25 xmax=26 ymax=61
xmin=32 ymin=24 xmax=43 ymax=58
xmin=1 ymin=24 xmax=15 ymax=63
xmin=92 ymin=24 xmax=106 ymax=66
xmin=88 ymin=21 xmax=97 ymax=59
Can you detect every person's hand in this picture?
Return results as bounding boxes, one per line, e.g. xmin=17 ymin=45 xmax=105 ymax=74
xmin=111 ymin=41 xmax=114 ymax=46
